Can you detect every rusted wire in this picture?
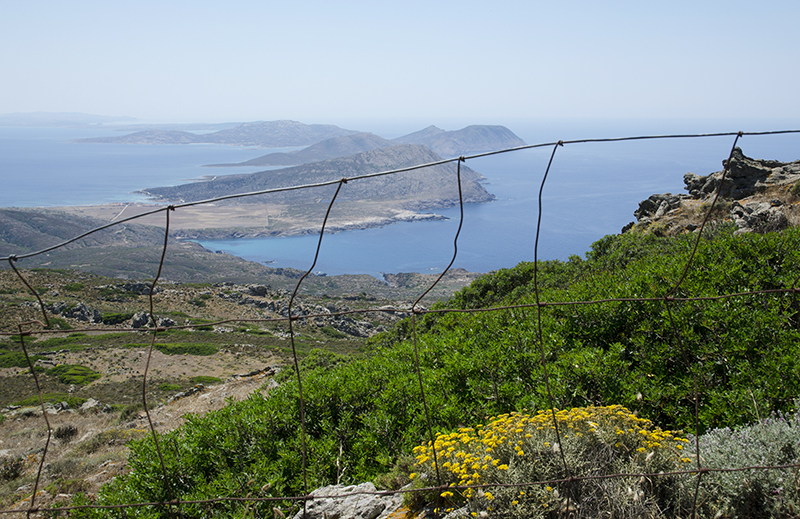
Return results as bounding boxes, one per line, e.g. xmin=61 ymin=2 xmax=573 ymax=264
xmin=14 ymin=322 xmax=50 ymax=519
xmin=531 ymin=141 xmax=572 ymax=487
xmin=286 ymin=179 xmax=347 ymax=512
xmin=141 ymin=207 xmax=177 ymax=517
xmin=408 ymin=158 xmax=468 ymax=491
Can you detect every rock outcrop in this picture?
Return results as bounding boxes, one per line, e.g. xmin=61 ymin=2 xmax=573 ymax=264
xmin=291 ymin=483 xmax=404 ymax=519
xmin=629 ymin=148 xmax=800 ymax=235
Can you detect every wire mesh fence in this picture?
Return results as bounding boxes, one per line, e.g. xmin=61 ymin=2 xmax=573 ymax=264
xmin=1 ymin=128 xmax=800 ymax=517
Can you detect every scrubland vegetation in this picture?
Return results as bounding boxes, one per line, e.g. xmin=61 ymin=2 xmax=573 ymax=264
xmin=60 ymin=225 xmax=800 ymax=518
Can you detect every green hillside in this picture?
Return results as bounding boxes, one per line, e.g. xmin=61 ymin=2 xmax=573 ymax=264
xmin=73 ymin=225 xmax=800 ymax=517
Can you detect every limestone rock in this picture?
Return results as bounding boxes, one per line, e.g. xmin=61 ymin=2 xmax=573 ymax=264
xmin=292 ymin=482 xmax=403 ymax=519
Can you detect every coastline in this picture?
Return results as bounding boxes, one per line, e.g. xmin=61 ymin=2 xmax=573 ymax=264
xmin=40 ymin=202 xmax=450 ymax=240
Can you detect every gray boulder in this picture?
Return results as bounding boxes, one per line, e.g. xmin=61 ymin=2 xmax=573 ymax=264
xmin=292 ymin=482 xmax=402 ymax=519
xmin=131 ymin=312 xmax=151 ymax=328
xmin=633 ymin=193 xmax=687 ymax=221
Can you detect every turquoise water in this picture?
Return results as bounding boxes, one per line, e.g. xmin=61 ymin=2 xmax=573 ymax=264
xmin=2 ymin=121 xmax=798 ymax=277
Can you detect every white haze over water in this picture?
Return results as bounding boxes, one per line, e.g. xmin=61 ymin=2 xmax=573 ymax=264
xmin=2 ymin=119 xmax=798 ymax=277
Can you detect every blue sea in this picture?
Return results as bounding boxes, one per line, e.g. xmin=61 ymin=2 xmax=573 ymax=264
xmin=2 ymin=120 xmax=798 ymax=278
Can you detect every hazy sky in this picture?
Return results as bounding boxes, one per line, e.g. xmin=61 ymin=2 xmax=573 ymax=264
xmin=2 ymin=0 xmax=798 ymax=126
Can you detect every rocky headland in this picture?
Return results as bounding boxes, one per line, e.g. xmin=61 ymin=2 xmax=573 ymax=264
xmin=627 ymin=148 xmax=800 ymax=235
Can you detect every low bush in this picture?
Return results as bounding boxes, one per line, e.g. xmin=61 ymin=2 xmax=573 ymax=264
xmin=791 ymin=179 xmax=800 ymax=197
xmin=47 ymin=364 xmax=101 ymax=385
xmin=409 ymin=405 xmax=689 ymax=518
xmin=0 ymin=457 xmax=25 ymax=481
xmin=12 ymin=393 xmax=86 ymax=409
xmin=685 ymin=407 xmax=800 ymax=517
xmin=0 ymin=350 xmax=41 ymax=368
xmin=101 ymin=312 xmax=134 ymax=325
xmin=54 ymin=424 xmax=79 ymax=443
xmin=154 ymin=343 xmax=217 ymax=356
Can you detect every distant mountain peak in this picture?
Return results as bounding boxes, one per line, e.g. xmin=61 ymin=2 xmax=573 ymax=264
xmin=392 ymin=124 xmax=526 ymax=157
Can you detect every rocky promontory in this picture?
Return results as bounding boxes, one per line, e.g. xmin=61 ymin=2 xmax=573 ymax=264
xmin=628 ymin=148 xmax=800 ymax=235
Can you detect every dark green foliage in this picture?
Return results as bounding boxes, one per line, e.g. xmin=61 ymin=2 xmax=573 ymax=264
xmin=0 ymin=457 xmax=25 ymax=481
xmin=74 ymin=228 xmax=800 ymax=517
xmin=55 ymin=424 xmax=79 ymax=443
xmin=0 ymin=349 xmax=41 ymax=368
xmin=101 ymin=312 xmax=135 ymax=325
xmin=791 ymin=179 xmax=800 ymax=197
xmin=63 ymin=282 xmax=85 ymax=292
xmin=47 ymin=364 xmax=101 ymax=385
xmin=32 ymin=333 xmax=91 ymax=351
xmin=319 ymin=325 xmax=347 ymax=339
xmin=12 ymin=393 xmax=86 ymax=408
xmin=44 ymin=317 xmax=73 ymax=330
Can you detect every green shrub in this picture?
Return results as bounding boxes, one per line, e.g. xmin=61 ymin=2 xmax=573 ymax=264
xmin=12 ymin=393 xmax=86 ymax=408
xmin=63 ymin=282 xmax=85 ymax=292
xmin=47 ymin=364 xmax=101 ymax=385
xmin=0 ymin=350 xmax=41 ymax=368
xmin=70 ymin=229 xmax=800 ymax=517
xmin=45 ymin=317 xmax=73 ymax=330
xmin=319 ymin=326 xmax=347 ymax=339
xmin=153 ymin=343 xmax=217 ymax=356
xmin=791 ymin=179 xmax=800 ymax=197
xmin=158 ymin=383 xmax=182 ymax=392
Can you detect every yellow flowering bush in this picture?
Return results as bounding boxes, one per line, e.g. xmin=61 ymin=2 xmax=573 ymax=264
xmin=410 ymin=405 xmax=690 ymax=518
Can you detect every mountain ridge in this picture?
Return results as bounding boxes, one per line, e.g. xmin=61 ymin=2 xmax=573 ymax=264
xmin=74 ymin=120 xmax=359 ymax=148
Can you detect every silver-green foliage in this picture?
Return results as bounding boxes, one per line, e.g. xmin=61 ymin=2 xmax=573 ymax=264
xmin=686 ymin=407 xmax=800 ymax=517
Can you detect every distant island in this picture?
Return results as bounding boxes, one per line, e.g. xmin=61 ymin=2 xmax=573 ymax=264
xmin=0 ymin=111 xmax=136 ymax=127
xmin=205 ymin=125 xmax=528 ymax=167
xmin=74 ymin=120 xmax=360 ymax=147
xmin=72 ymin=120 xmax=524 ymax=240
xmin=73 ymin=119 xmax=527 ymax=158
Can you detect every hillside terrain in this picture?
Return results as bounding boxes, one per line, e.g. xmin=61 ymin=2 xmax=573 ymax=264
xmin=3 ymin=151 xmax=800 ymax=517
xmin=0 ymin=208 xmax=480 ymax=298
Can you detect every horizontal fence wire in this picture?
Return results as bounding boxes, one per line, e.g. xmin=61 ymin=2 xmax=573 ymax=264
xmin=1 ymin=128 xmax=799 ymax=517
